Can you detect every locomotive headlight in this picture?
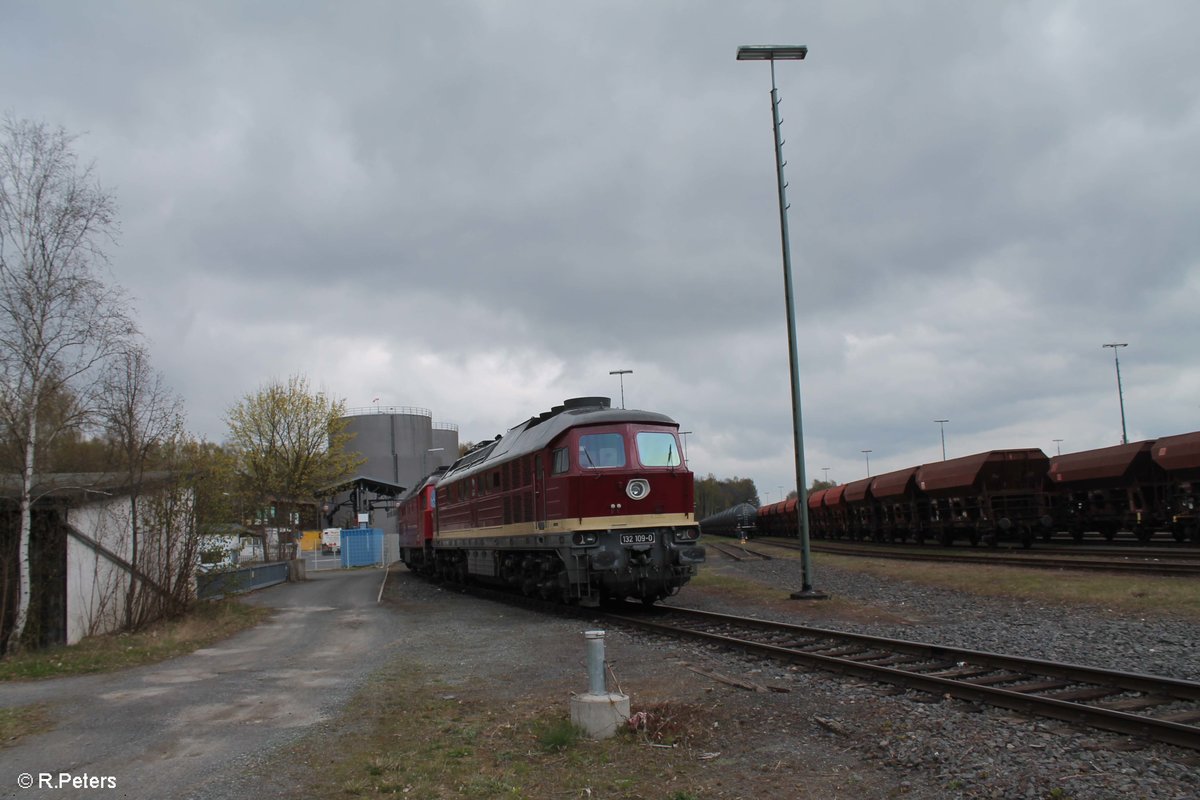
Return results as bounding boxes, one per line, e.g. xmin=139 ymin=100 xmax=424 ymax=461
xmin=673 ymin=528 xmax=699 ymax=542
xmin=625 ymin=479 xmax=650 ymax=501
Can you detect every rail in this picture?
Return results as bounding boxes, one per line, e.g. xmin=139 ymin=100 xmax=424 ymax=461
xmin=605 ymin=605 xmax=1200 ymax=751
xmin=757 ymin=538 xmax=1200 ymax=576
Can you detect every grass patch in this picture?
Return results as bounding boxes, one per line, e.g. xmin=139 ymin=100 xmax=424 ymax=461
xmin=287 ymin=661 xmax=717 ymax=799
xmin=688 ymin=568 xmax=783 ymax=603
xmin=816 ymin=554 xmax=1200 ymax=619
xmin=0 ymin=599 xmax=270 ymax=681
xmin=0 ymin=704 xmax=52 ymax=748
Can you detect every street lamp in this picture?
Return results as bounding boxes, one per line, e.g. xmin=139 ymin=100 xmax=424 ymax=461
xmin=678 ymin=430 xmax=692 ymax=460
xmin=822 ymin=467 xmax=830 ymax=484
xmin=862 ymin=449 xmax=872 ymax=477
xmin=1052 ymin=438 xmax=1063 ymax=456
xmin=609 ymin=369 xmax=632 ymax=409
xmin=1102 ymin=343 xmax=1129 ymax=444
xmin=934 ymin=419 xmax=949 ymax=461
xmin=424 ymin=447 xmax=444 ymax=477
xmin=737 ymin=43 xmax=824 ymax=600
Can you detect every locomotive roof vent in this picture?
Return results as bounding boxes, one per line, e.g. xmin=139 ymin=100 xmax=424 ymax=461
xmin=563 ymin=396 xmax=611 ymax=410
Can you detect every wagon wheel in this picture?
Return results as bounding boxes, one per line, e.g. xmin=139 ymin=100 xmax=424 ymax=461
xmin=1019 ymin=526 xmax=1034 ymax=549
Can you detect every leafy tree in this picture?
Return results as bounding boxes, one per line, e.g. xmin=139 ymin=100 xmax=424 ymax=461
xmin=0 ymin=117 xmax=136 ymax=651
xmin=225 ymin=375 xmax=362 ymax=557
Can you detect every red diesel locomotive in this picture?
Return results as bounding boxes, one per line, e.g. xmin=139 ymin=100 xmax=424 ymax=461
xmin=397 ymin=396 xmax=706 ymax=605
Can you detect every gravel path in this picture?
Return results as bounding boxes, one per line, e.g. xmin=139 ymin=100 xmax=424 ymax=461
xmin=652 ymin=550 xmax=1200 ymax=799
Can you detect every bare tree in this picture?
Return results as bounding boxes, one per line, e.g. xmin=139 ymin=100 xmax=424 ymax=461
xmin=0 ymin=116 xmax=136 ymax=652
xmin=97 ymin=344 xmax=185 ymax=628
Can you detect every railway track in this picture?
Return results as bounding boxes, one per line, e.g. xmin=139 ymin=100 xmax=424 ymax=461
xmin=706 ymin=541 xmax=774 ymax=562
xmin=753 ymin=537 xmax=1200 ymax=576
xmin=605 ymin=604 xmax=1200 ymax=751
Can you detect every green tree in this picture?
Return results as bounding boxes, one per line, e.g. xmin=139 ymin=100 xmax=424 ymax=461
xmin=225 ymin=375 xmax=362 ymax=557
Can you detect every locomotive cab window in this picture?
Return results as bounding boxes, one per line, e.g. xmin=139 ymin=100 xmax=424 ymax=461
xmin=579 ymin=433 xmax=625 ymax=468
xmin=552 ymin=447 xmax=569 ymax=475
xmin=636 ymin=432 xmax=681 ymax=467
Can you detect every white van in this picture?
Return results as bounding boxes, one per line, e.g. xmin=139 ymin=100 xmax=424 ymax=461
xmin=321 ymin=528 xmax=342 ymax=555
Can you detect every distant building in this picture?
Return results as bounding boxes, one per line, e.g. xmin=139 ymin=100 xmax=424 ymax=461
xmin=324 ymin=406 xmax=458 ymax=531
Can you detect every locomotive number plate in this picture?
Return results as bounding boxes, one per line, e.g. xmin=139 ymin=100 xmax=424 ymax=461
xmin=620 ymin=532 xmax=656 ymax=545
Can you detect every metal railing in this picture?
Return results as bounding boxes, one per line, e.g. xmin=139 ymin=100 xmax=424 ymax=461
xmin=342 ymin=405 xmax=432 ymax=418
xmin=197 ymin=561 xmax=289 ymax=600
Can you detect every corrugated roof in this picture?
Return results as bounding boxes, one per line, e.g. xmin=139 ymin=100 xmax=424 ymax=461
xmin=841 ymin=477 xmax=872 ymax=503
xmin=1049 ymin=441 xmax=1152 ymax=484
xmin=917 ymin=449 xmax=1046 ymax=492
xmin=870 ymin=467 xmax=917 ymax=499
xmin=1153 ymin=430 xmax=1200 ymax=473
xmin=807 ymin=488 xmax=826 ymax=509
xmin=823 ymin=484 xmax=846 ymax=508
xmin=441 ymin=400 xmax=677 ymax=483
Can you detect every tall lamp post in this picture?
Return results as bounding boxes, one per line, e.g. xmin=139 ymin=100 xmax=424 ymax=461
xmin=1102 ymin=343 xmax=1129 ymax=444
xmin=862 ymin=449 xmax=872 ymax=477
xmin=737 ymin=43 xmax=824 ymax=600
xmin=1053 ymin=438 xmax=1063 ymax=456
xmin=424 ymin=447 xmax=444 ymax=478
xmin=934 ymin=419 xmax=949 ymax=461
xmin=609 ymin=369 xmax=632 ymax=409
xmin=678 ymin=430 xmax=692 ymax=460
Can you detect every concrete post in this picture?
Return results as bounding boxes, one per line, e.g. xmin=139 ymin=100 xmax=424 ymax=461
xmin=569 ymin=629 xmax=630 ymax=739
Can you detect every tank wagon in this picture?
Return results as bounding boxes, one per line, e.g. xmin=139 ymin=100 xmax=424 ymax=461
xmin=758 ymin=431 xmax=1200 ymax=547
xmin=397 ymin=397 xmax=705 ymax=605
xmin=697 ymin=502 xmax=759 ymax=538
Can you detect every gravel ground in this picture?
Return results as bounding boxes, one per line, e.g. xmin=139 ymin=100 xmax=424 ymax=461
xmin=648 ymin=551 xmax=1200 ymax=799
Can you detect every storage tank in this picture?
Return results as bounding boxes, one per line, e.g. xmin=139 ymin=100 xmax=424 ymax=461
xmin=341 ymin=406 xmax=458 ymax=491
xmin=431 ymin=422 xmax=460 ymax=472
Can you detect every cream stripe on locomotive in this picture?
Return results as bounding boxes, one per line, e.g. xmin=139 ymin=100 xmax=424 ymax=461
xmin=433 ymin=512 xmax=695 ymax=543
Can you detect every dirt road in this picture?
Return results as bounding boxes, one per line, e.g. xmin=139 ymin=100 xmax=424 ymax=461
xmin=0 ymin=569 xmax=404 ymax=799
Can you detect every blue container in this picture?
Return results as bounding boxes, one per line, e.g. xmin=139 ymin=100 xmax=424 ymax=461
xmin=340 ymin=528 xmax=382 ymax=567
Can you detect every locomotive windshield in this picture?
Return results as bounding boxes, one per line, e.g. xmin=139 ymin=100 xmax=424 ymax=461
xmin=636 ymin=432 xmax=682 ymax=467
xmin=578 ymin=433 xmax=626 ymax=468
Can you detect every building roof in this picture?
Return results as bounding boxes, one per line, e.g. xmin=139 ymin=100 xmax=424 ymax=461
xmin=0 ymin=471 xmax=175 ymax=502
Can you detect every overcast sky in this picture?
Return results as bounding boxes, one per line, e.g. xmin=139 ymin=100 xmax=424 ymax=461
xmin=4 ymin=1 xmax=1198 ymax=500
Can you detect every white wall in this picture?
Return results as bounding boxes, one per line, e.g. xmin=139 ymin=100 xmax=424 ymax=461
xmin=65 ymin=499 xmax=133 ymax=645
